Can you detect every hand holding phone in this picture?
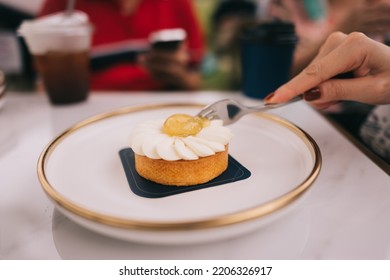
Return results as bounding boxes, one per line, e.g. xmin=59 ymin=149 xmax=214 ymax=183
xmin=149 ymin=28 xmax=187 ymax=51
xmin=141 ymin=28 xmax=201 ymax=90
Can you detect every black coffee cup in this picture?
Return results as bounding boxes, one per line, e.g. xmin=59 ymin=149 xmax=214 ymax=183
xmin=240 ymin=21 xmax=297 ymax=99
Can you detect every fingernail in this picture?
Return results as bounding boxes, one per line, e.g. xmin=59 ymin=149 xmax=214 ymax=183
xmin=303 ymin=88 xmax=321 ymax=101
xmin=264 ymin=92 xmax=275 ymax=103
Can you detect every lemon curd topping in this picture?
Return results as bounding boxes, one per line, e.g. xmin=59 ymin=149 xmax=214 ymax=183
xmin=162 ymin=114 xmax=210 ymax=137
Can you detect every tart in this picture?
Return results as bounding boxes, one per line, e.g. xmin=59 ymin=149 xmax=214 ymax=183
xmin=129 ymin=114 xmax=233 ymax=186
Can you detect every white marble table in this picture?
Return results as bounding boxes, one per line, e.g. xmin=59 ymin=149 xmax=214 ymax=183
xmin=1 ymin=91 xmax=389 ymax=260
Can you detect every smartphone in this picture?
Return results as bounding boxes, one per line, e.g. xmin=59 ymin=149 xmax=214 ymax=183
xmin=149 ymin=28 xmax=187 ymax=51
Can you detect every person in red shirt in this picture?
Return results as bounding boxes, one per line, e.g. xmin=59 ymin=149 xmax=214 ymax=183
xmin=39 ymin=0 xmax=205 ymax=91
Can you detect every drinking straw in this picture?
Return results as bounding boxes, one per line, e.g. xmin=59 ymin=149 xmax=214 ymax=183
xmin=66 ymin=0 xmax=75 ymax=16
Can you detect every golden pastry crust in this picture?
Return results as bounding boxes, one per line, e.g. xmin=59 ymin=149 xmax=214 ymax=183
xmin=134 ymin=146 xmax=228 ymax=186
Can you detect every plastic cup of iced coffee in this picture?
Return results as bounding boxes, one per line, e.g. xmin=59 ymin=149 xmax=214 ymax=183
xmin=18 ymin=11 xmax=92 ymax=105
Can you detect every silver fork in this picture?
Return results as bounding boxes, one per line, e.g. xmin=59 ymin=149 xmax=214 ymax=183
xmin=197 ymin=95 xmax=303 ymax=125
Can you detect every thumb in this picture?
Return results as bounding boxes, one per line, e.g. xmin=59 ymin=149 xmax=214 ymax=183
xmin=310 ymin=76 xmax=387 ymax=105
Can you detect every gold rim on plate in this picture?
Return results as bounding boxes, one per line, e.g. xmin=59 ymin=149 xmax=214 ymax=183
xmin=37 ymin=103 xmax=322 ymax=231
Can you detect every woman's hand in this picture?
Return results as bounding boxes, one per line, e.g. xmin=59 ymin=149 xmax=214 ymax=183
xmin=265 ymin=32 xmax=390 ymax=108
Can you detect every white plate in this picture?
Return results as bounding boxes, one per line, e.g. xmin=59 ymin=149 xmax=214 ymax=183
xmin=38 ymin=103 xmax=321 ymax=244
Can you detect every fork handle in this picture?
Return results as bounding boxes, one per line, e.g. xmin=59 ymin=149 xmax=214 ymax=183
xmin=252 ymin=94 xmax=303 ymax=111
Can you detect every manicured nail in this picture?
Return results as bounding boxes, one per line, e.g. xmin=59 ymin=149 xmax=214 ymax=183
xmin=264 ymin=92 xmax=275 ymax=103
xmin=303 ymin=88 xmax=321 ymax=101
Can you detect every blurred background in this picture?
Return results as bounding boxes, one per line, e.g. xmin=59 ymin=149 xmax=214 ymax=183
xmin=2 ymin=0 xmax=389 ymax=90
xmin=0 ymin=0 xmax=40 ymax=90
xmin=0 ymin=0 xmax=259 ymax=91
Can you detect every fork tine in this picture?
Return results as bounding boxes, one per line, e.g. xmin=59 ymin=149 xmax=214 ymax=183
xmin=197 ymin=100 xmax=221 ymax=119
xmin=197 ymin=106 xmax=213 ymax=119
xmin=197 ymin=99 xmax=233 ymax=122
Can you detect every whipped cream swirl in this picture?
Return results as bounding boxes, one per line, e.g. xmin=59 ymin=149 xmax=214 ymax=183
xmin=130 ymin=119 xmax=233 ymax=161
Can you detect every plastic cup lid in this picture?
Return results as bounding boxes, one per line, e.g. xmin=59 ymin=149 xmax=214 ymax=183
xmin=18 ymin=11 xmax=91 ymax=37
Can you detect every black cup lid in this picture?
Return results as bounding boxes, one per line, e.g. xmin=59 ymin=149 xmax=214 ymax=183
xmin=241 ymin=21 xmax=298 ymax=44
